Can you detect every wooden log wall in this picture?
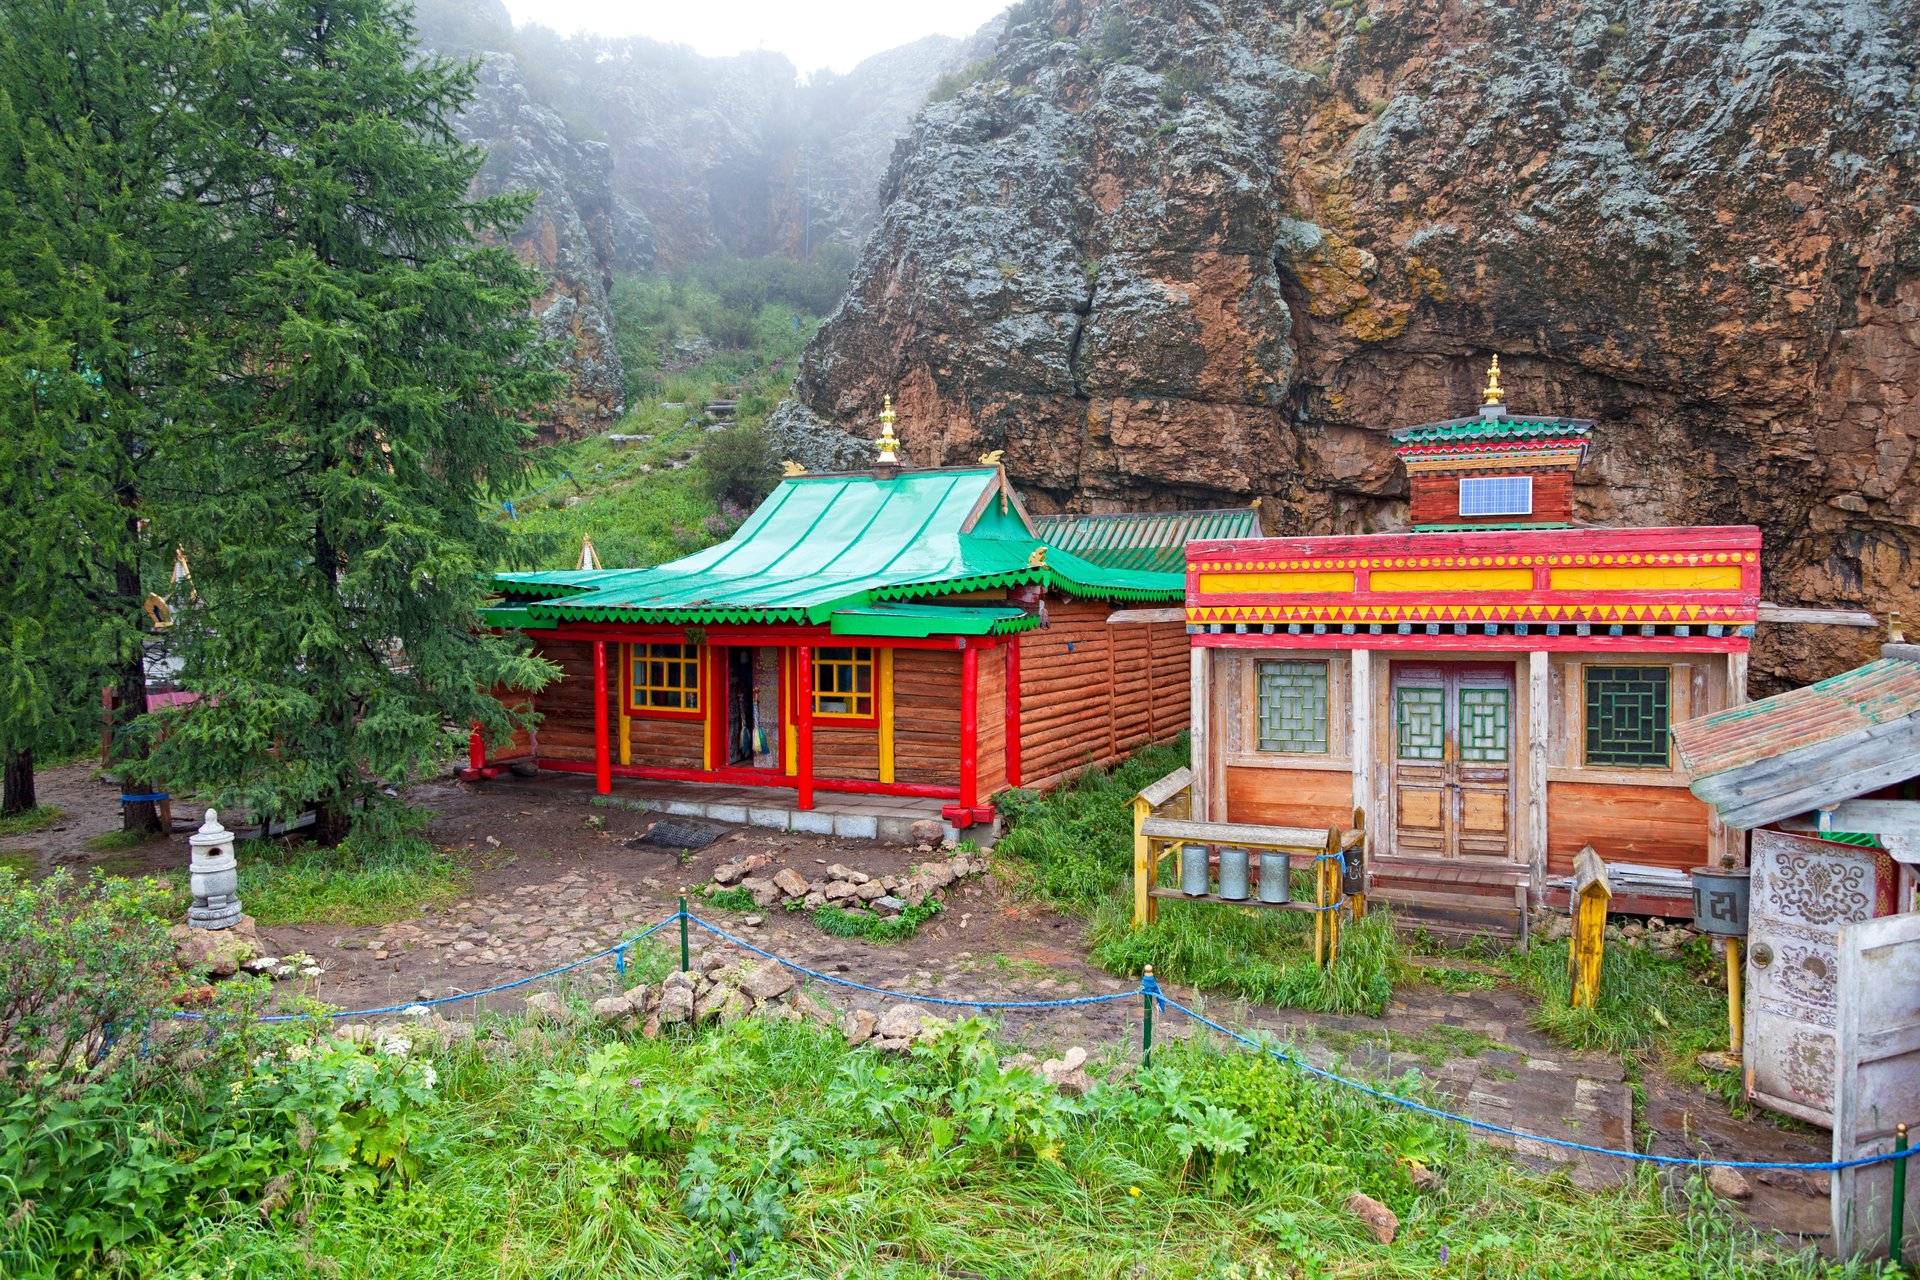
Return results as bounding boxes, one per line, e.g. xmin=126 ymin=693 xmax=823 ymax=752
xmin=813 ymin=722 xmax=880 ymax=782
xmin=485 ymin=686 xmax=536 ymax=760
xmin=529 ymin=639 xmax=701 ymax=769
xmin=975 ymin=646 xmax=1008 ymax=796
xmin=1224 ymin=765 xmax=1355 ymax=829
xmin=892 ymin=649 xmax=962 ymax=787
xmin=1017 ymin=599 xmax=1191 ymax=790
xmin=1546 ymin=782 xmax=1713 ymax=874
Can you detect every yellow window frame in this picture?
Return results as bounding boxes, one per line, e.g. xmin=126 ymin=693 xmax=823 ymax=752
xmin=628 ymin=642 xmax=703 ymax=719
xmin=812 ymin=646 xmax=876 ymax=722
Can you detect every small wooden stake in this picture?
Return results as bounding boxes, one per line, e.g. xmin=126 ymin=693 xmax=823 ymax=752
xmin=1725 ymin=936 xmax=1744 ymax=1059
xmin=1569 ymin=846 xmax=1611 ymax=1010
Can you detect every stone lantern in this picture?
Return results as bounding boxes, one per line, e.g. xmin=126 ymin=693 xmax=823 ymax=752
xmin=188 ymin=808 xmax=243 ymax=929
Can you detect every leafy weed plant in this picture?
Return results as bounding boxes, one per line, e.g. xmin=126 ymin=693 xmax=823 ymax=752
xmin=992 ymin=737 xmax=1187 ymax=909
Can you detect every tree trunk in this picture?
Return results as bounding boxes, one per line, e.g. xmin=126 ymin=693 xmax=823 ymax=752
xmin=2 ymin=748 xmax=34 ymax=817
xmin=112 ymin=553 xmax=162 ymax=835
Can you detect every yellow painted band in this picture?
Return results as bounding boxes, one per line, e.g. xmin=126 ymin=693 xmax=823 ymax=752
xmin=1197 ymin=571 xmax=1354 ymax=594
xmin=1370 ymin=567 xmax=1533 ymax=592
xmin=1549 ymin=565 xmax=1742 ymax=591
xmin=877 ymin=648 xmax=895 ymax=785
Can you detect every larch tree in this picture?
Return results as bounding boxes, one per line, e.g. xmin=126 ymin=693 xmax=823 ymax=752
xmin=0 ymin=1 xmax=226 ymax=827
xmin=133 ymin=0 xmax=560 ymax=844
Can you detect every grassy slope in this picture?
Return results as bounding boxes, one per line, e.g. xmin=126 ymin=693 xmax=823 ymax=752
xmin=156 ymin=1005 xmax=1863 ymax=1280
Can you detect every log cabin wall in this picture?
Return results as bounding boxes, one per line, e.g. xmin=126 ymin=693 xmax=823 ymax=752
xmin=974 ymin=646 xmax=1008 ymax=796
xmin=892 ymin=648 xmax=963 ymax=788
xmin=530 ymin=638 xmax=702 ymax=770
xmin=1017 ymin=599 xmax=1191 ymax=790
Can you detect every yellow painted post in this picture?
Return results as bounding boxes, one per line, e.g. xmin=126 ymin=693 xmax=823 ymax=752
xmin=618 ymin=643 xmax=632 ymax=767
xmin=1131 ymin=796 xmax=1152 ymax=929
xmin=1725 ymin=936 xmax=1744 ymax=1059
xmin=877 ymin=648 xmax=896 ymax=784
xmin=1569 ymin=845 xmax=1612 ymax=1010
xmin=1322 ymin=827 xmax=1342 ymax=968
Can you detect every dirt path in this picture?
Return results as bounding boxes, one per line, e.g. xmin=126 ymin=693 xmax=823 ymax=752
xmin=11 ymin=761 xmax=1835 ymax=1250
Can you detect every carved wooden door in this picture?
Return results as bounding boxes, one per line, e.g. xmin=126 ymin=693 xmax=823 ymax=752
xmin=1390 ymin=664 xmax=1515 ymax=861
xmin=1745 ymin=828 xmax=1886 ymax=1127
xmin=1831 ymin=909 xmax=1920 ymax=1261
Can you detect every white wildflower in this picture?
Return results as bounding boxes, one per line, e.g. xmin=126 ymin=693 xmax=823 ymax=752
xmin=417 ymin=1061 xmax=438 ymax=1090
xmin=401 ymin=1004 xmax=432 ymax=1018
xmin=372 ymin=1029 xmax=411 ymax=1060
xmin=245 ymin=957 xmax=279 ymax=973
xmin=300 ymin=964 xmax=322 ymax=978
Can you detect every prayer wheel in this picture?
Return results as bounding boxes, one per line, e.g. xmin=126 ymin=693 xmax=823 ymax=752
xmin=1258 ymin=852 xmax=1291 ymax=903
xmin=1218 ymin=847 xmax=1250 ymax=900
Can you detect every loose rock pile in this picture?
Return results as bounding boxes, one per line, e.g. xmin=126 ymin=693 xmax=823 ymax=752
xmin=711 ymin=850 xmax=986 ymax=918
xmin=520 ymin=948 xmax=838 ymax=1038
xmin=1532 ymin=911 xmax=1700 ymax=958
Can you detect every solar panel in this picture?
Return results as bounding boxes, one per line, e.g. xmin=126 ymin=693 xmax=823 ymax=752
xmin=1458 ymin=475 xmax=1533 ymax=516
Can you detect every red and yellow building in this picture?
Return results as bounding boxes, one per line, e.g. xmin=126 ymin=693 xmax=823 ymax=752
xmin=1182 ymin=363 xmax=1760 ymax=933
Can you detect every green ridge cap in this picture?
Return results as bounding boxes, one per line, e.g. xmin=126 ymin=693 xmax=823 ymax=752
xmin=1392 ymin=415 xmax=1595 ymax=446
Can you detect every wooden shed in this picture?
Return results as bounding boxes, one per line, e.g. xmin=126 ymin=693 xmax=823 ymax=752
xmin=473 ymin=455 xmax=1249 ymax=828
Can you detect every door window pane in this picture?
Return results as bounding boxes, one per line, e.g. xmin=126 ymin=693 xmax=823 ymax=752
xmin=1395 ymin=686 xmax=1445 ymax=761
xmin=1255 ymin=660 xmax=1329 ymax=753
xmin=1458 ymin=688 xmax=1511 ymax=763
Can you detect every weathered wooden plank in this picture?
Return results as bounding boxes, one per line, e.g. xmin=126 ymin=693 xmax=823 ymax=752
xmin=1756 ymin=603 xmax=1878 ymax=627
xmin=1107 ymin=607 xmax=1186 ymax=624
xmin=1697 ymin=713 xmax=1920 ymax=828
xmin=1141 ymin=817 xmax=1336 ymax=850
xmin=1147 ymin=887 xmax=1324 ymax=912
xmin=1136 ymin=767 xmax=1193 ymax=808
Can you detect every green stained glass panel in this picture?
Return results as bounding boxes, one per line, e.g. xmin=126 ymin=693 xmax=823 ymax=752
xmin=1458 ymin=688 xmax=1510 ymax=763
xmin=1256 ymin=660 xmax=1329 ymax=753
xmin=1395 ymin=687 xmax=1445 ymax=761
xmin=1584 ymin=665 xmax=1671 ymax=768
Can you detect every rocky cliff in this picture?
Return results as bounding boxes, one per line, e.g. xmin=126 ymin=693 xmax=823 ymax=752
xmin=416 ymin=0 xmax=997 ymax=438
xmin=775 ymin=0 xmax=1920 ymax=687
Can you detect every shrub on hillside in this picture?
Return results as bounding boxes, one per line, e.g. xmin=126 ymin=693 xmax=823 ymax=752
xmin=700 ymin=423 xmax=780 ymax=510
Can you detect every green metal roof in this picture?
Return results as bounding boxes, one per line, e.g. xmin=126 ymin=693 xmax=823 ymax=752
xmin=489 ymin=467 xmax=1183 ymax=628
xmin=1391 ymin=414 xmax=1595 ymax=446
xmin=1033 ymin=508 xmax=1263 ymax=574
xmin=827 ymin=604 xmax=1040 ymax=638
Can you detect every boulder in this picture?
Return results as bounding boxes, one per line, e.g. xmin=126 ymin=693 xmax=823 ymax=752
xmin=803 ymin=891 xmax=827 ymax=910
xmin=1041 ymin=1046 xmax=1094 ymax=1097
xmin=910 ymin=819 xmax=945 ymax=846
xmin=824 ymin=863 xmax=870 ymax=885
xmin=1707 ymin=1165 xmax=1753 ymax=1200
xmin=917 ymin=861 xmax=956 ymax=891
xmin=524 ymin=991 xmax=572 ymax=1024
xmin=823 ymin=880 xmax=858 ymax=902
xmin=170 ymin=919 xmax=261 ymax=978
xmin=712 ymin=860 xmax=750 ymax=886
xmin=841 ymin=1008 xmax=877 ymax=1046
xmin=740 ymin=877 xmax=781 ymax=908
xmin=789 ymin=989 xmax=835 ymax=1026
xmin=872 ymin=895 xmax=907 ymax=916
xmin=738 ymin=961 xmax=796 ymax=1002
xmin=591 ymin=993 xmax=636 ymax=1027
xmin=1346 ymin=1191 xmax=1399 ymax=1245
xmin=854 ymin=881 xmax=887 ymax=902
xmin=743 ymin=854 xmax=773 ymax=873
xmin=875 ymin=1003 xmax=928 ymax=1041
xmin=656 ymin=982 xmax=694 ymax=1025
xmin=772 ymin=868 xmax=810 ymax=898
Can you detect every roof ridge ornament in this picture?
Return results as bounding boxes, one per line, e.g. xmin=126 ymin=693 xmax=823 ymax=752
xmin=877 ymin=394 xmax=900 ymax=465
xmin=782 ymin=460 xmax=807 ymax=477
xmin=1481 ymin=355 xmax=1506 ymax=419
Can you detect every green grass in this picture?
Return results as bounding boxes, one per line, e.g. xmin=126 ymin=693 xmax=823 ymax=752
xmin=83 ymin=827 xmax=162 ymax=854
xmin=993 ymin=737 xmax=1189 ymax=909
xmin=0 ymin=850 xmax=35 ymax=878
xmin=1092 ymin=898 xmax=1407 ymax=1016
xmin=810 ymin=897 xmax=942 ymax=942
xmin=0 ymin=805 xmax=62 ymax=837
xmin=144 ymin=834 xmax=469 ymax=927
xmin=140 ymin=1010 xmax=1870 ymax=1279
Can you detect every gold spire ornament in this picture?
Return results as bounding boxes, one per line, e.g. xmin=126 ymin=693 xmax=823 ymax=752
xmin=978 ymin=449 xmax=1005 ymax=467
xmin=781 ymin=460 xmax=808 ymax=477
xmin=1483 ymin=355 xmax=1506 ymax=406
xmin=876 ymin=395 xmax=900 ymax=464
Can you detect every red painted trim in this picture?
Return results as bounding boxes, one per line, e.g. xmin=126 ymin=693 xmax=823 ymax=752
xmin=533 ymin=623 xmax=998 ymax=650
xmin=1192 ymin=632 xmax=1749 ymax=653
xmin=706 ymin=644 xmax=727 ymax=768
xmin=1004 ymin=638 xmax=1022 ymax=788
xmin=591 ymin=640 xmax=611 ymax=795
xmin=532 ymin=759 xmax=960 ymax=800
xmin=960 ymin=646 xmax=979 ymax=811
xmin=795 ymin=645 xmax=814 ymax=811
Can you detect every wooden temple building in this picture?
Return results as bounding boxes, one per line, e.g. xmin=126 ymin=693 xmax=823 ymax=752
xmin=472 ymin=408 xmax=1257 ymax=829
xmin=1173 ymin=361 xmax=1762 ymax=935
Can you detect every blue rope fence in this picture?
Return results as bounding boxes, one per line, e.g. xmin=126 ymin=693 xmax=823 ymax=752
xmin=171 ymin=907 xmax=1916 ymax=1174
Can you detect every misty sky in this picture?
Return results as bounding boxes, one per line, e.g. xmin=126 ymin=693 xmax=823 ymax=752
xmin=497 ymin=0 xmax=1013 ymax=76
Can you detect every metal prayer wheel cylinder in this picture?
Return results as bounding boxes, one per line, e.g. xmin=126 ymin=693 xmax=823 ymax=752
xmin=1218 ymin=847 xmax=1250 ymax=900
xmin=1257 ymin=852 xmax=1291 ymax=904
xmin=1341 ymin=847 xmax=1366 ymax=899
xmin=187 ymin=808 xmax=243 ymax=930
xmin=1690 ymin=865 xmax=1751 ymax=936
xmin=1180 ymin=843 xmax=1210 ymax=896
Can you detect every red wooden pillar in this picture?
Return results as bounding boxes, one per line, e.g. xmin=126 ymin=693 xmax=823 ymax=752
xmin=592 ymin=639 xmax=611 ymax=794
xmin=1003 ymin=639 xmax=1021 ymax=788
xmin=960 ymin=644 xmax=979 ymax=810
xmin=705 ymin=644 xmax=726 ymax=771
xmin=795 ymin=645 xmax=814 ymax=810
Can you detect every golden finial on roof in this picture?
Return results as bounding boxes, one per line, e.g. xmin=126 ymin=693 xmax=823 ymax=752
xmin=577 ymin=534 xmax=601 ymax=572
xmin=1483 ymin=354 xmax=1505 ymax=406
xmin=781 ymin=460 xmax=808 ymax=477
xmin=979 ymin=449 xmax=1005 ymax=467
xmin=1891 ymin=611 xmax=1906 ymax=644
xmin=1026 ymin=545 xmax=1047 ymax=569
xmin=1249 ymin=496 xmax=1263 ymax=511
xmin=876 ymin=395 xmax=900 ymax=464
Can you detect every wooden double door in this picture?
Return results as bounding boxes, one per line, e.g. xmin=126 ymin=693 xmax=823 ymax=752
xmin=1389 ymin=662 xmax=1515 ymax=861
